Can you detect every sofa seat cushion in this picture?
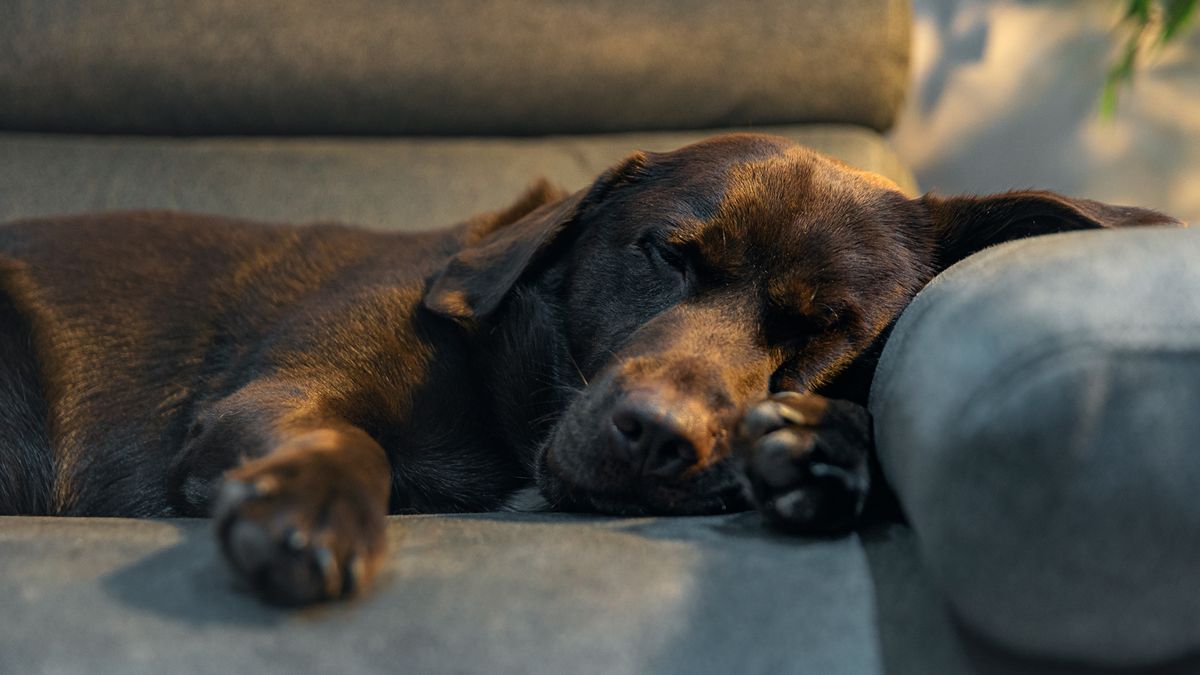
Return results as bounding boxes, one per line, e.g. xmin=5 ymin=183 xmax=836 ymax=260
xmin=870 ymin=227 xmax=1200 ymax=666
xmin=0 ymin=513 xmax=891 ymax=675
xmin=0 ymin=125 xmax=917 ymax=230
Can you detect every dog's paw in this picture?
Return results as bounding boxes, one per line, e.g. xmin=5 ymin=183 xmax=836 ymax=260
xmin=213 ymin=435 xmax=388 ymax=605
xmin=735 ymin=392 xmax=871 ymax=534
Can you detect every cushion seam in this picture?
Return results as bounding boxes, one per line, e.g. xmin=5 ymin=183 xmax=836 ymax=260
xmin=950 ymin=328 xmax=1200 ymax=432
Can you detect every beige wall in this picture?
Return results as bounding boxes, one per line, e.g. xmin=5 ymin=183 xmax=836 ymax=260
xmin=891 ymin=0 xmax=1199 ymax=225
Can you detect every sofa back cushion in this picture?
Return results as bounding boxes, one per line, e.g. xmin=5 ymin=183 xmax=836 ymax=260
xmin=0 ymin=0 xmax=910 ymax=136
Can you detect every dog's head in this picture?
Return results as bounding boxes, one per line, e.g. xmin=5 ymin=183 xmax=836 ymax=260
xmin=424 ymin=133 xmax=1177 ymax=515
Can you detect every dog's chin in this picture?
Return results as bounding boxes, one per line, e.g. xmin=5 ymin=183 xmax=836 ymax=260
xmin=533 ymin=443 xmax=750 ymax=517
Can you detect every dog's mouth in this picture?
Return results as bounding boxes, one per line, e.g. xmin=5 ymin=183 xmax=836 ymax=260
xmin=534 ymin=430 xmax=751 ymax=517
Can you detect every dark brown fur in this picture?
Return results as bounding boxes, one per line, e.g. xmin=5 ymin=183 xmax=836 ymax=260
xmin=0 ymin=134 xmax=1177 ymax=604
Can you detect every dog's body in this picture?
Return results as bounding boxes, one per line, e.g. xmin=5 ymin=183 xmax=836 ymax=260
xmin=0 ymin=212 xmax=526 ymax=517
xmin=0 ymin=134 xmax=1176 ymax=603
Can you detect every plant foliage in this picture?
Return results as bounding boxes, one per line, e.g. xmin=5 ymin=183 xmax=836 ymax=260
xmin=1102 ymin=0 xmax=1197 ymax=116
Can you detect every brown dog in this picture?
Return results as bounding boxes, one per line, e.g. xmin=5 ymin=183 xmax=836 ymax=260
xmin=0 ymin=134 xmax=1175 ymax=604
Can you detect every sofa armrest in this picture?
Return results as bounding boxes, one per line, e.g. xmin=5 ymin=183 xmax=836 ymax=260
xmin=870 ymin=227 xmax=1200 ymax=666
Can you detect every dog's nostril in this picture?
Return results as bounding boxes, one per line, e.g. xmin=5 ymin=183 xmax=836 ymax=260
xmin=638 ymin=438 xmax=696 ymax=479
xmin=612 ymin=408 xmax=642 ymax=441
xmin=662 ymin=439 xmax=697 ymax=466
xmin=610 ymin=407 xmax=645 ymax=465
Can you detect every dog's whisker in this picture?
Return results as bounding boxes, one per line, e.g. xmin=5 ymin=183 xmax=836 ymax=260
xmin=567 ymin=352 xmax=589 ymax=387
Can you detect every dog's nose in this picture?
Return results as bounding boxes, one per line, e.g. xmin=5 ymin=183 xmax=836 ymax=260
xmin=610 ymin=396 xmax=704 ymax=479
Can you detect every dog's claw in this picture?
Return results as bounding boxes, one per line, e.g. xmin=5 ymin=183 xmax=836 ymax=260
xmin=740 ymin=402 xmax=787 ymax=439
xmin=253 ymin=475 xmax=281 ymax=497
xmin=313 ymin=546 xmax=340 ymax=598
xmin=776 ymin=401 xmax=811 ymax=427
xmin=764 ymin=487 xmax=820 ymax=524
xmin=284 ymin=526 xmax=308 ymax=552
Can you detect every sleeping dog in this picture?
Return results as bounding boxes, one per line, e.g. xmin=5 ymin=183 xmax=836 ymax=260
xmin=0 ymin=134 xmax=1174 ymax=604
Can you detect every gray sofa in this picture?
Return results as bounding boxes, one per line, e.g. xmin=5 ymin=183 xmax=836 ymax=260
xmin=2 ymin=2 xmax=1199 ymax=674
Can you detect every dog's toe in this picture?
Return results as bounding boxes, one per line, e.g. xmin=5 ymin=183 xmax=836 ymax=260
xmin=737 ymin=393 xmax=870 ymax=534
xmin=214 ymin=463 xmax=384 ymax=606
xmin=752 ymin=458 xmax=868 ymax=534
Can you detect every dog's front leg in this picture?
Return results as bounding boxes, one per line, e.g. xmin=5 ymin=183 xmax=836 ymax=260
xmin=735 ymin=392 xmax=873 ymax=534
xmin=172 ymin=379 xmax=391 ymax=605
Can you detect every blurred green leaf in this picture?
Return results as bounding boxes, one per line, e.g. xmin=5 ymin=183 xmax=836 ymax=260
xmin=1127 ymin=0 xmax=1153 ymax=21
xmin=1162 ymin=0 xmax=1197 ymax=42
xmin=1102 ymin=38 xmax=1140 ymax=118
xmin=1103 ymin=0 xmax=1197 ymax=118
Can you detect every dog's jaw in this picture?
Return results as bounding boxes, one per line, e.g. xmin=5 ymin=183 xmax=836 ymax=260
xmin=533 ymin=423 xmax=750 ymax=517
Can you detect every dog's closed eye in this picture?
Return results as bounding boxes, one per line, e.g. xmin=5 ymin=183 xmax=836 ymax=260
xmin=764 ymin=304 xmax=842 ymax=347
xmin=639 ymin=235 xmax=690 ymax=292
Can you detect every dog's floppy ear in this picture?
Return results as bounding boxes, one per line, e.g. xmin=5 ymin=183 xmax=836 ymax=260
xmin=922 ymin=190 xmax=1181 ymax=268
xmin=423 ymin=152 xmax=649 ymax=325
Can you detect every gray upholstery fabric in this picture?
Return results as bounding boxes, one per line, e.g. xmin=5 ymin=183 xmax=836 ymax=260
xmin=0 ymin=125 xmax=918 ymax=230
xmin=0 ymin=513 xmax=884 ymax=675
xmin=6 ymin=518 xmax=1199 ymax=675
xmin=870 ymin=228 xmax=1200 ymax=666
xmin=0 ymin=0 xmax=910 ymax=136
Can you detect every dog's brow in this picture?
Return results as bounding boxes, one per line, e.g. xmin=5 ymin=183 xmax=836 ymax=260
xmin=663 ymin=217 xmax=707 ymax=245
xmin=664 ymin=216 xmax=748 ymax=280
